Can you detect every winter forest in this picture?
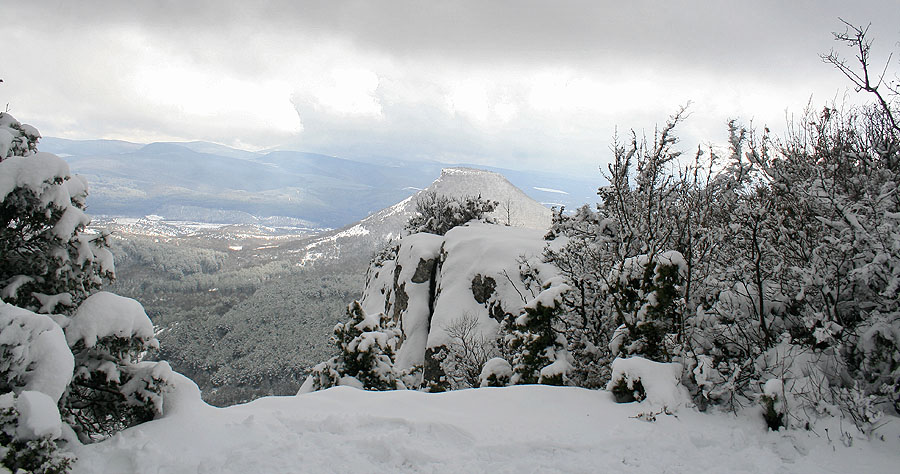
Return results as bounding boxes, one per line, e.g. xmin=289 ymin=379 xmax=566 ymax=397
xmin=2 ymin=12 xmax=900 ymax=474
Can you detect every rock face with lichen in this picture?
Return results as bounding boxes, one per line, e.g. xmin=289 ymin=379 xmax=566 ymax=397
xmin=360 ymin=222 xmax=556 ymax=388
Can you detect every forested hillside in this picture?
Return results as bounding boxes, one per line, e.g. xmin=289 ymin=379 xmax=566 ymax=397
xmin=105 ymin=233 xmax=364 ymax=406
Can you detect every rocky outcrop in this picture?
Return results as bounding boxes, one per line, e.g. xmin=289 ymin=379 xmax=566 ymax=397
xmin=360 ymin=222 xmax=555 ymax=385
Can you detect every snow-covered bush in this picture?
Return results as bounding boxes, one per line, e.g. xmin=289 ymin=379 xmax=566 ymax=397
xmin=759 ymin=379 xmax=787 ymax=430
xmin=502 ymin=282 xmax=571 ymax=385
xmin=607 ymin=357 xmax=690 ymax=408
xmin=854 ymin=312 xmax=900 ymax=412
xmin=542 ymin=205 xmax=617 ymax=389
xmin=0 ymin=303 xmax=74 ymax=473
xmin=479 ymin=358 xmax=512 ymax=387
xmin=300 ymin=301 xmax=403 ymax=392
xmin=61 ymin=292 xmax=172 ymax=441
xmin=405 ymin=191 xmax=497 ymax=236
xmin=1 ymin=392 xmax=73 ymax=474
xmin=541 ymin=29 xmax=900 ymax=432
xmin=0 ymin=303 xmax=74 ymax=401
xmin=607 ymin=251 xmax=686 ymax=362
xmin=0 ymin=113 xmax=114 ymax=314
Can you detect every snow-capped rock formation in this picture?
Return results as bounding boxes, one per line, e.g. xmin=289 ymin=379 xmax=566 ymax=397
xmin=297 ymin=167 xmax=553 ymax=264
xmin=360 ymin=222 xmax=556 ymax=388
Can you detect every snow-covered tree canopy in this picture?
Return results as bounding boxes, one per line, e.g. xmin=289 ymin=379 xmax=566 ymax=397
xmin=0 ymin=112 xmax=114 ymax=314
xmin=1 ymin=113 xmax=173 ymax=471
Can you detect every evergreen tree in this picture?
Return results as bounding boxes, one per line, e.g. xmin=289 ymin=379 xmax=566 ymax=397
xmin=503 ymin=283 xmax=571 ymax=385
xmin=1 ymin=114 xmax=172 ymax=467
xmin=302 ymin=301 xmax=403 ymax=392
xmin=607 ymin=251 xmax=686 ymax=362
xmin=0 ymin=112 xmax=115 ymax=314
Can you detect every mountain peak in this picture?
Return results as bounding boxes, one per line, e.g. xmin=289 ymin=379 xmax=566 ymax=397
xmin=426 ymin=167 xmax=551 ymax=229
xmin=297 ymin=167 xmax=552 ymax=265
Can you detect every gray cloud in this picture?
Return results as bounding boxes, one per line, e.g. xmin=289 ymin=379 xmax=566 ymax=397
xmin=3 ymin=1 xmax=899 ymax=174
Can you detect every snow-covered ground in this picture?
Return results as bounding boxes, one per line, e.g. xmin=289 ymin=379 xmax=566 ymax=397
xmin=73 ymin=375 xmax=898 ymax=473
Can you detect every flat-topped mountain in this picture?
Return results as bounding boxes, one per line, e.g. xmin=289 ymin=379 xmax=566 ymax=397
xmin=297 ymin=167 xmax=553 ymax=264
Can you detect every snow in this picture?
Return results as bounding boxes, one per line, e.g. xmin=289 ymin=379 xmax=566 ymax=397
xmin=0 ymin=128 xmax=14 ymax=157
xmin=523 ymin=279 xmax=570 ymax=310
xmin=32 ymin=292 xmax=74 ymax=314
xmin=0 ymin=302 xmax=74 ymax=401
xmin=539 ymin=350 xmax=573 ymax=379
xmin=1 ymin=275 xmax=34 ymax=300
xmin=71 ymin=384 xmax=900 ymax=474
xmin=0 ymin=152 xmax=71 ymax=202
xmin=533 ymin=186 xmax=569 ymax=194
xmin=65 ymin=292 xmax=156 ymax=348
xmin=14 ymin=391 xmax=62 ymax=440
xmin=608 ymin=357 xmax=691 ymax=408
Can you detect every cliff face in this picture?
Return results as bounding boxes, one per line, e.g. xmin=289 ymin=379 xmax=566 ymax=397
xmin=360 ymin=222 xmax=556 ymax=386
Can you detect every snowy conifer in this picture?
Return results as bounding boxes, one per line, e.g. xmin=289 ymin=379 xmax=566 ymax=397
xmin=301 ymin=301 xmax=403 ymax=392
xmin=503 ymin=282 xmax=571 ymax=385
xmin=1 ymin=114 xmax=172 ymax=462
xmin=0 ymin=112 xmax=114 ymax=313
xmin=61 ymin=292 xmax=172 ymax=441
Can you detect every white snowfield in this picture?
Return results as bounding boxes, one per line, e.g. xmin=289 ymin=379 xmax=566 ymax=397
xmin=73 ymin=375 xmax=899 ymax=474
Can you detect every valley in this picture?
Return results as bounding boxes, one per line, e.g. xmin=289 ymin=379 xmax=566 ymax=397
xmin=92 ymin=160 xmax=563 ymax=406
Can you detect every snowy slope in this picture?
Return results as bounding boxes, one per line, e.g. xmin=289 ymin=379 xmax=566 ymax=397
xmin=72 ymin=377 xmax=900 ymax=473
xmin=298 ymin=167 xmax=552 ymax=263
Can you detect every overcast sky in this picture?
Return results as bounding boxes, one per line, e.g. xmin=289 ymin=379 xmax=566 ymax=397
xmin=3 ymin=1 xmax=899 ymax=175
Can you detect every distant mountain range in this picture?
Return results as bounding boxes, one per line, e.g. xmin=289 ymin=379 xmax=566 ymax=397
xmin=41 ymin=137 xmax=601 ymax=229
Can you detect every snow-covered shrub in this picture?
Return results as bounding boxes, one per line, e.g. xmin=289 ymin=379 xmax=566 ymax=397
xmin=479 ymin=358 xmax=512 ymax=387
xmin=0 ymin=112 xmax=114 ymax=313
xmin=542 ymin=206 xmax=617 ymax=389
xmin=405 ymin=191 xmax=497 ymax=236
xmin=1 ymin=392 xmax=73 ymax=474
xmin=301 ymin=301 xmax=403 ymax=393
xmin=0 ymin=113 xmax=177 ymax=460
xmin=0 ymin=303 xmax=74 ymax=401
xmin=759 ymin=379 xmax=786 ymax=430
xmin=832 ymin=383 xmax=886 ymax=436
xmin=61 ymin=292 xmax=172 ymax=442
xmin=607 ymin=251 xmax=686 ymax=362
xmin=852 ymin=311 xmax=900 ymax=412
xmin=0 ymin=112 xmax=40 ymax=158
xmin=503 ymin=282 xmax=571 ymax=385
xmin=0 ymin=304 xmax=74 ymax=473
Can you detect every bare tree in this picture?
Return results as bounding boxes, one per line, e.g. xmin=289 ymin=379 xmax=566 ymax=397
xmin=822 ymin=20 xmax=899 ymax=135
xmin=440 ymin=312 xmax=497 ymax=389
